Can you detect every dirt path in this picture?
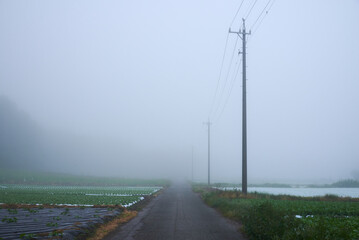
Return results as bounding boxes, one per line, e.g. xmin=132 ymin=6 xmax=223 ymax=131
xmin=105 ymin=182 xmax=246 ymax=240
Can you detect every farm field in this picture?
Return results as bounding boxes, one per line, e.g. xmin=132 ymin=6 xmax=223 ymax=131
xmin=0 ymin=207 xmax=120 ymax=239
xmin=0 ymin=184 xmax=161 ymax=207
xmin=0 ymin=171 xmax=167 ymax=239
xmin=0 ymin=169 xmax=170 ymax=187
xmin=0 ymin=185 xmax=162 ymax=239
xmin=195 ymin=186 xmax=359 ymax=240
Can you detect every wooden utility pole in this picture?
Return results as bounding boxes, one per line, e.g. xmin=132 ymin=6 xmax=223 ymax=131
xmin=229 ymin=19 xmax=250 ymax=194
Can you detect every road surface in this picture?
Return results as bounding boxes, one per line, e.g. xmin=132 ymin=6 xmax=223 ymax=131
xmin=105 ymin=182 xmax=246 ymax=240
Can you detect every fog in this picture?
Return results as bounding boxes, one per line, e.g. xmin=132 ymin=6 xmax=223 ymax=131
xmin=1 ymin=0 xmax=358 ymax=183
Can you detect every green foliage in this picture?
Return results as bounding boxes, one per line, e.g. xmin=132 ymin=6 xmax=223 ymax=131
xmin=19 ymin=233 xmax=37 ymax=239
xmin=60 ymin=208 xmax=70 ymax=216
xmin=46 ymin=221 xmax=58 ymax=227
xmin=7 ymin=208 xmax=18 ymax=214
xmin=199 ymin=187 xmax=359 ymax=240
xmin=0 ymin=184 xmax=161 ymax=206
xmin=0 ymin=168 xmax=170 ymax=186
xmin=2 ymin=217 xmax=17 ymax=223
xmin=309 ymin=179 xmax=359 ymax=188
xmin=294 ymin=216 xmax=359 ymax=240
xmin=331 ymin=179 xmax=359 ymax=188
xmin=24 ymin=208 xmax=38 ymax=213
xmin=240 ymin=201 xmax=299 ymax=240
xmin=48 ymin=230 xmax=63 ymax=237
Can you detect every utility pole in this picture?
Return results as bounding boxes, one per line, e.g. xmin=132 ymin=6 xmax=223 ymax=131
xmin=191 ymin=146 xmax=194 ymax=182
xmin=229 ymin=18 xmax=250 ymax=194
xmin=204 ymin=120 xmax=212 ymax=185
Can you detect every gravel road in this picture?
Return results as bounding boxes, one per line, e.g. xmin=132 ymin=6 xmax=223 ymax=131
xmin=105 ymin=182 xmax=246 ymax=240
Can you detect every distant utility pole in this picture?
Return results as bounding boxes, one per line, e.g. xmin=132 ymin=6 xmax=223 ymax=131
xmin=191 ymin=146 xmax=194 ymax=182
xmin=229 ymin=19 xmax=250 ymax=194
xmin=204 ymin=120 xmax=212 ymax=185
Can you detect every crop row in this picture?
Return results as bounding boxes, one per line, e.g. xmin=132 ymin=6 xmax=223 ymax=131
xmin=0 ymin=207 xmax=121 ymax=239
xmin=0 ymin=192 xmax=142 ymax=206
xmin=0 ymin=184 xmax=160 ymax=195
xmin=0 ymin=184 xmax=161 ymax=206
xmin=0 ymin=169 xmax=170 ymax=187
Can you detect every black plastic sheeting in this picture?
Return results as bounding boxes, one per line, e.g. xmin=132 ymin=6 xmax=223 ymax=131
xmin=0 ymin=207 xmax=121 ymax=239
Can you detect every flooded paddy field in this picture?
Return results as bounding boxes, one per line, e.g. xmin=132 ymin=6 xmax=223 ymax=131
xmin=214 ymin=187 xmax=359 ymax=198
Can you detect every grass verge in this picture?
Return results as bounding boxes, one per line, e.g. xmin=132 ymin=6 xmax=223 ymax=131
xmin=86 ymin=209 xmax=137 ymax=240
xmin=193 ymin=185 xmax=359 ymax=240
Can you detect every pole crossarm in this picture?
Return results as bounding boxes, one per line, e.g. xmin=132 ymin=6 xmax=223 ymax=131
xmin=229 ymin=19 xmax=251 ymax=39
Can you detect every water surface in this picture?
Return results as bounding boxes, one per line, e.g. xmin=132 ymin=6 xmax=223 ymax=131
xmin=217 ymin=187 xmax=359 ymax=198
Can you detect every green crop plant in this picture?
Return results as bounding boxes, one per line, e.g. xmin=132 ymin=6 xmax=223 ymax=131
xmin=46 ymin=222 xmax=59 ymax=227
xmin=197 ymin=186 xmax=359 ymax=240
xmin=19 ymin=233 xmax=37 ymax=239
xmin=0 ymin=184 xmax=160 ymax=206
xmin=48 ymin=230 xmax=63 ymax=237
xmin=2 ymin=217 xmax=17 ymax=223
xmin=7 ymin=209 xmax=18 ymax=214
xmin=52 ymin=216 xmax=61 ymax=221
xmin=61 ymin=208 xmax=70 ymax=215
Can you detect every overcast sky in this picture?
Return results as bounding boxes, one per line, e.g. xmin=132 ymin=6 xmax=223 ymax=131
xmin=1 ymin=0 xmax=358 ymax=183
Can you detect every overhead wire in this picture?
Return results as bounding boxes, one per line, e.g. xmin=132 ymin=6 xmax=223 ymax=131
xmin=211 ymin=35 xmax=239 ymax=121
xmin=250 ymin=0 xmax=271 ymax=31
xmin=251 ymin=0 xmax=276 ymax=37
xmin=215 ymin=57 xmax=242 ymax=123
xmin=230 ymin=0 xmax=246 ymax=27
xmin=210 ymin=0 xmax=275 ymax=123
xmin=208 ymin=32 xmax=230 ymax=118
xmin=209 ymin=0 xmax=246 ymax=119
xmin=245 ymin=0 xmax=258 ymax=20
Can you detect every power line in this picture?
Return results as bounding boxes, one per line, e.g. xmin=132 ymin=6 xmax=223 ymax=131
xmin=209 ymin=32 xmax=230 ymax=118
xmin=230 ymin=0 xmax=246 ymax=27
xmin=250 ymin=0 xmax=271 ymax=31
xmin=215 ymin=57 xmax=242 ymax=124
xmin=251 ymin=0 xmax=276 ymax=36
xmin=209 ymin=0 xmax=246 ymax=119
xmin=212 ymin=0 xmax=274 ymax=122
xmin=212 ymin=35 xmax=239 ymax=120
xmin=245 ymin=0 xmax=258 ymax=20
xmin=268 ymin=0 xmax=276 ymax=13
